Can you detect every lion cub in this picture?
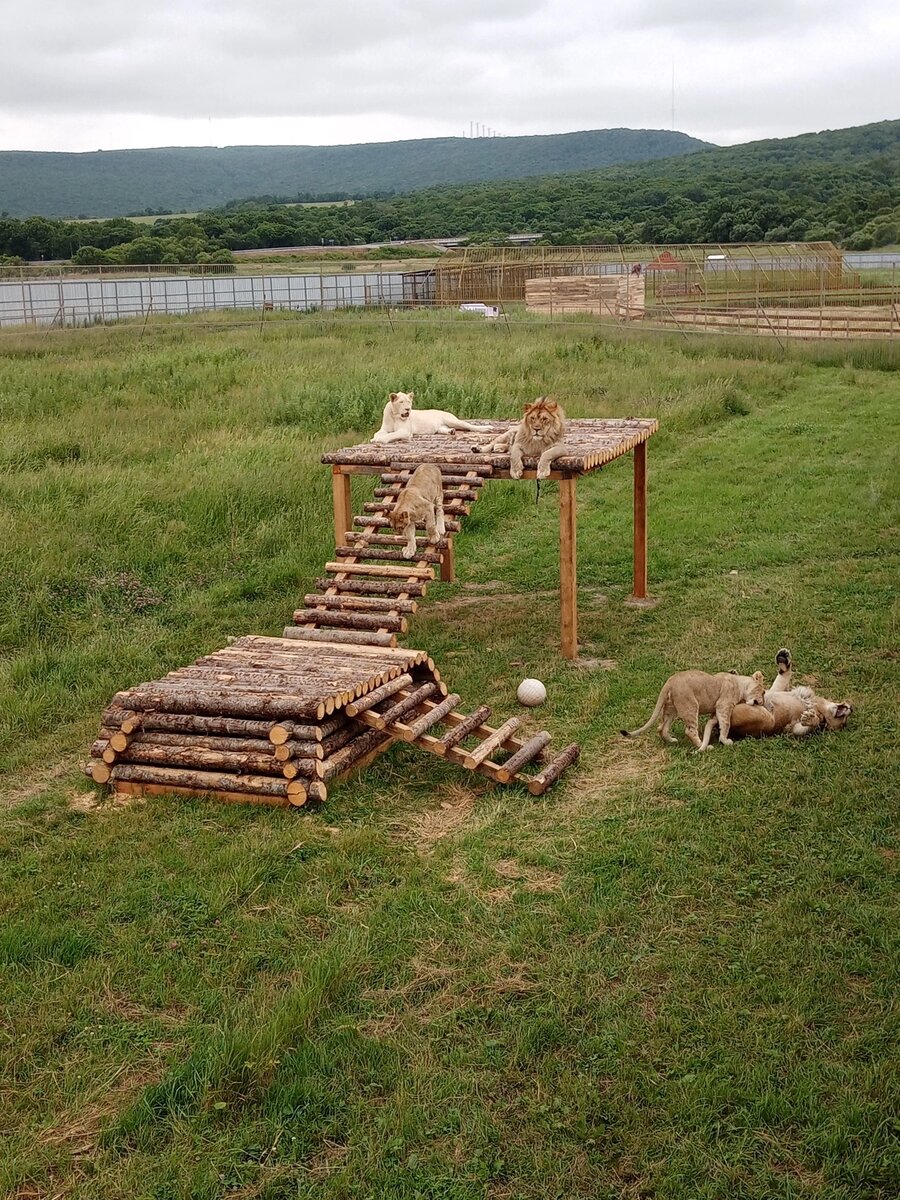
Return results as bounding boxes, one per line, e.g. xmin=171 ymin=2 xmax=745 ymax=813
xmin=474 ymin=397 xmax=567 ymax=479
xmin=621 ymin=669 xmax=766 ymax=750
xmin=387 ymin=464 xmax=446 ymax=559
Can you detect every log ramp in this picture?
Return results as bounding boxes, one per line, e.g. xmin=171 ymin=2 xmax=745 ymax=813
xmin=88 ymin=464 xmax=580 ymax=807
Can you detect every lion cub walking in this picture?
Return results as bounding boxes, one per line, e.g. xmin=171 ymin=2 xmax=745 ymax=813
xmin=621 ymin=669 xmax=766 ymax=750
xmin=387 ymin=464 xmax=446 ymax=559
xmin=474 ymin=397 xmax=567 ymax=479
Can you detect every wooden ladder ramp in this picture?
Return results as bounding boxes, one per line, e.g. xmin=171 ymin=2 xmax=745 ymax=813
xmin=291 ymin=464 xmax=489 ymax=647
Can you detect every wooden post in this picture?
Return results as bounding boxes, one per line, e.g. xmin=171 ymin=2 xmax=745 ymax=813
xmin=632 ymin=441 xmax=648 ymax=601
xmin=559 ymin=476 xmax=578 ymax=660
xmin=440 ymin=537 xmax=455 ymax=583
xmin=332 ymin=467 xmax=352 ymax=548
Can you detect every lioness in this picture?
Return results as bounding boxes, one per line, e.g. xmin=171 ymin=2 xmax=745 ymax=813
xmin=387 ymin=464 xmax=446 ymax=559
xmin=717 ymin=648 xmax=852 ymax=739
xmin=474 ymin=397 xmax=567 ymax=479
xmin=372 ymin=392 xmax=485 ymax=444
xmin=621 ymin=669 xmax=766 ymax=750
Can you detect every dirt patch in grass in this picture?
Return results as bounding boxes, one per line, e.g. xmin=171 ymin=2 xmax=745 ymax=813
xmin=393 ymin=782 xmax=485 ymax=853
xmin=557 ymin=737 xmax=669 ymax=818
xmin=492 ymin=858 xmax=564 ymax=893
xmin=39 ymin=1054 xmax=169 ymax=1160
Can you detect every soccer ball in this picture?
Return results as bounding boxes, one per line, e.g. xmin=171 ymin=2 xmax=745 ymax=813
xmin=516 ymin=678 xmax=547 ymax=707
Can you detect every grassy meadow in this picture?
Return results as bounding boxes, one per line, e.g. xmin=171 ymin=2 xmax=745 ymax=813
xmin=0 ymin=312 xmax=898 ymax=1199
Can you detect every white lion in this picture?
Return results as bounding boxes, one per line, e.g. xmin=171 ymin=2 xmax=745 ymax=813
xmin=371 ymin=391 xmax=486 ymax=444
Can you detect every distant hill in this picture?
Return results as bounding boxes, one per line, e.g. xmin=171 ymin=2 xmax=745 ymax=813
xmin=0 ymin=129 xmax=711 ymax=219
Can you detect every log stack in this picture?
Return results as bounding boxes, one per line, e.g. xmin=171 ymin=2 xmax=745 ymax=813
xmin=87 ymin=636 xmax=433 ymax=807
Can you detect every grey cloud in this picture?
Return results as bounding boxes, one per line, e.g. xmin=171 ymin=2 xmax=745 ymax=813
xmin=0 ymin=0 xmax=897 ymax=148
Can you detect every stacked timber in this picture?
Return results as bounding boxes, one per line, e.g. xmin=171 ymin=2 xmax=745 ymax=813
xmin=87 ymin=635 xmax=437 ymax=807
xmin=525 ymin=274 xmax=624 ymax=316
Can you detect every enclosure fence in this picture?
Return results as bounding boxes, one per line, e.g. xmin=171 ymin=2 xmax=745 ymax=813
xmin=2 ymin=247 xmax=899 ymax=342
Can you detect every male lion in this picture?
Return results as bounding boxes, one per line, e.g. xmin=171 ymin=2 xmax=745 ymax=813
xmin=621 ymin=668 xmax=766 ymax=750
xmin=715 ymin=648 xmax=852 ymax=740
xmin=387 ymin=464 xmax=446 ymax=559
xmin=372 ymin=392 xmax=485 ymax=444
xmin=474 ymin=397 xmax=567 ymax=479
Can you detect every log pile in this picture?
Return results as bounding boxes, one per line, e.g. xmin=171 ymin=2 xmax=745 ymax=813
xmin=87 ymin=636 xmax=431 ymax=807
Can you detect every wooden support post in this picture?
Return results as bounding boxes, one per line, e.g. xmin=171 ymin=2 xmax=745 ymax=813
xmin=440 ymin=537 xmax=455 ymax=583
xmin=559 ymin=475 xmax=578 ymax=660
xmin=632 ymin=440 xmax=648 ymax=601
xmin=332 ymin=467 xmax=352 ymax=548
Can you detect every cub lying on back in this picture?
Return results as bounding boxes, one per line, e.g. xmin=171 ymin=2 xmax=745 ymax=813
xmin=387 ymin=463 xmax=446 ymax=559
xmin=474 ymin=397 xmax=567 ymax=479
xmin=372 ymin=391 xmax=485 ymax=444
xmin=717 ymin=648 xmax=852 ymax=740
xmin=621 ymin=668 xmax=766 ymax=750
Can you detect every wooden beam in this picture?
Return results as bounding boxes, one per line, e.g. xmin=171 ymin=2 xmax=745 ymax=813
xmin=332 ymin=467 xmax=353 ymax=548
xmin=559 ymin=475 xmax=578 ymax=660
xmin=632 ymin=440 xmax=648 ymax=600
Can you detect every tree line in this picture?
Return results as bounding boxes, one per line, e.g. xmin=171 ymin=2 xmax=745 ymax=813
xmin=1 ymin=119 xmax=898 ymax=265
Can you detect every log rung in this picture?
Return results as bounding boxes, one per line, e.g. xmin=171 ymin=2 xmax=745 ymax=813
xmin=437 ymin=705 xmax=493 ymax=751
xmin=280 ymin=625 xmax=397 ymax=648
xmin=293 ymin=607 xmax=406 ymax=633
xmin=370 ymin=681 xmax=442 ymax=728
xmin=526 ymin=743 xmax=582 ymax=795
xmin=398 ymin=693 xmax=462 ymax=740
xmin=463 ymin=717 xmax=522 ymax=770
xmin=336 ymin=545 xmax=444 ymax=566
xmin=324 ymin=561 xmax=435 ymax=580
xmin=314 ymin=577 xmax=427 ymax=598
xmin=380 ymin=472 xmax=484 ymax=486
xmin=303 ymin=593 xmax=418 ymax=614
xmin=496 ymin=732 xmax=552 ymax=783
xmin=357 ymin=511 xmax=464 ymax=531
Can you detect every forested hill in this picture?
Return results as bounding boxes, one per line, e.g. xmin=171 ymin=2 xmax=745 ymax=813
xmin=0 ymin=128 xmax=710 ymax=219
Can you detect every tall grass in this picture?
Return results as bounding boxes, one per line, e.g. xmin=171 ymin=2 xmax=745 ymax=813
xmin=0 ymin=311 xmax=897 ymax=1198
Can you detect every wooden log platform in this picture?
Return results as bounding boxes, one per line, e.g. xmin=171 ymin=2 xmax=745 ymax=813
xmin=87 ymin=421 xmax=677 ymax=808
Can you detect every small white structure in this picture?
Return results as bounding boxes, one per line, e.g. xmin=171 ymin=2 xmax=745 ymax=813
xmin=459 ymin=302 xmax=499 ymax=319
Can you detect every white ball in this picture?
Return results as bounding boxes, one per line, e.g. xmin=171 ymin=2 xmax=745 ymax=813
xmin=516 ymin=678 xmax=547 ymax=707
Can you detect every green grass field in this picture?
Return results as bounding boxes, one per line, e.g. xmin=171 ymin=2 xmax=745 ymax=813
xmin=1 ymin=313 xmax=898 ymax=1199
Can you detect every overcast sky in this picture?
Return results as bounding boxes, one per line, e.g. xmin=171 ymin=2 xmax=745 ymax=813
xmin=2 ymin=0 xmax=897 ymax=153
